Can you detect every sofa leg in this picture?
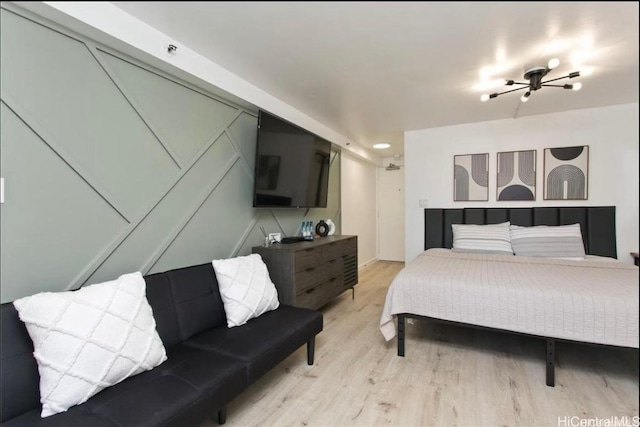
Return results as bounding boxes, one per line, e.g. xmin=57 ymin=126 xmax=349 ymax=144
xmin=307 ymin=337 xmax=315 ymax=365
xmin=218 ymin=407 xmax=227 ymax=425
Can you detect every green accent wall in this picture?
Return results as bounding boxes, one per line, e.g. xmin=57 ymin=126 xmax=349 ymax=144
xmin=0 ymin=6 xmax=341 ymax=302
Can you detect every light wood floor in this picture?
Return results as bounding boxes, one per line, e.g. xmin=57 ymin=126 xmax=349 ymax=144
xmin=203 ymin=261 xmax=639 ymax=427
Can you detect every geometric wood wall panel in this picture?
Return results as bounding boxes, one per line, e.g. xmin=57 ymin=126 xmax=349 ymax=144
xmin=228 ymin=111 xmax=259 ymax=174
xmin=0 ymin=9 xmax=179 ymax=220
xmin=0 ymin=5 xmax=342 ymax=302
xmin=99 ymin=50 xmax=238 ymax=167
xmin=84 ymin=132 xmax=239 ymax=285
xmin=151 ymin=161 xmax=256 ymax=273
xmin=0 ymin=104 xmax=127 ymax=301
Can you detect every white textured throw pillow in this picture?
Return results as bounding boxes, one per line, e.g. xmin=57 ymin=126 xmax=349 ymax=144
xmin=212 ymin=254 xmax=280 ymax=328
xmin=452 ymin=222 xmax=513 ymax=255
xmin=12 ymin=272 xmax=167 ymax=418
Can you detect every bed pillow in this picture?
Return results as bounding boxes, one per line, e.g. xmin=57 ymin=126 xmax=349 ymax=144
xmin=510 ymin=223 xmax=586 ymax=259
xmin=451 ymin=222 xmax=513 ymax=255
xmin=12 ymin=272 xmax=167 ymax=418
xmin=212 ymin=254 xmax=280 ymax=328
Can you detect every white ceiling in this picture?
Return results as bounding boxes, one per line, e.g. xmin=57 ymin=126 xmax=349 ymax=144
xmin=112 ymin=1 xmax=639 ymax=156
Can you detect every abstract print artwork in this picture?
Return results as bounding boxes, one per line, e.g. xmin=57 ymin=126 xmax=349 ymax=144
xmin=544 ymin=146 xmax=589 ymax=200
xmin=454 ymin=153 xmax=489 ymax=201
xmin=496 ymin=150 xmax=536 ymax=201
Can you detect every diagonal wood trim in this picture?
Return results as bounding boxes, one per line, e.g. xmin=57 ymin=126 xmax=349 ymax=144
xmin=66 ymin=110 xmax=244 ymax=290
xmin=143 ymin=153 xmax=241 ymax=274
xmin=229 ymin=212 xmax=263 ymax=258
xmin=0 ymin=96 xmax=131 ymax=222
xmin=223 ymin=126 xmax=253 ymax=178
xmin=270 ymin=210 xmax=288 ymax=236
xmin=87 ymin=46 xmax=182 ymax=169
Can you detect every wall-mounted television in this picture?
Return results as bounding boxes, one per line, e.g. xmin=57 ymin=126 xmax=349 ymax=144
xmin=253 ymin=110 xmax=331 ymax=208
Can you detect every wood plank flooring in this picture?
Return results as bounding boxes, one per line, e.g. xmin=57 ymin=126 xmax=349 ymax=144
xmin=203 ymin=261 xmax=639 ymax=427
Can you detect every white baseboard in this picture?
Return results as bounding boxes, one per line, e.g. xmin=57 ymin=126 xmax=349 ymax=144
xmin=358 ymin=257 xmax=378 ymax=270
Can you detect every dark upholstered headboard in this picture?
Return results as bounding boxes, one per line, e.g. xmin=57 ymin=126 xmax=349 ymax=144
xmin=424 ymin=206 xmax=617 ymax=258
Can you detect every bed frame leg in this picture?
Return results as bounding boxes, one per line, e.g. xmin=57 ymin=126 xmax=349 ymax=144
xmin=398 ymin=314 xmax=405 ymax=357
xmin=546 ymin=338 xmax=555 ymax=387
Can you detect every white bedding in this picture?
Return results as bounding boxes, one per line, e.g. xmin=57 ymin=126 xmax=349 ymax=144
xmin=380 ymin=249 xmax=639 ymax=348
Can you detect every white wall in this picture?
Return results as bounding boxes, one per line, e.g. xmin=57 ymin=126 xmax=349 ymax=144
xmin=405 ymin=103 xmax=639 ymax=264
xmin=341 ymin=153 xmax=378 ymax=267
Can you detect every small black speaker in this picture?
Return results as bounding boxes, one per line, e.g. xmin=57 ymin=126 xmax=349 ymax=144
xmin=315 ymin=220 xmax=329 ymax=237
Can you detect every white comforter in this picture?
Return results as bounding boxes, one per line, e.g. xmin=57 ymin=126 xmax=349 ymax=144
xmin=380 ymin=249 xmax=639 ymax=348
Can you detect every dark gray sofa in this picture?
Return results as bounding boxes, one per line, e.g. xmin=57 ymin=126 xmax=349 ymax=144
xmin=1 ymin=262 xmax=323 ymax=426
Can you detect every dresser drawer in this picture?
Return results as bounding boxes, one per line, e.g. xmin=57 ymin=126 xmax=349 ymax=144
xmin=294 ymin=265 xmax=326 ymax=293
xmin=295 ymin=246 xmax=322 ymax=272
xmin=324 ymin=257 xmax=342 ymax=279
xmin=296 ymin=276 xmax=344 ymax=310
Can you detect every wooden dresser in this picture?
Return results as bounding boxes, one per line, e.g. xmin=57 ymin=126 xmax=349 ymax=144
xmin=252 ymin=235 xmax=358 ymax=310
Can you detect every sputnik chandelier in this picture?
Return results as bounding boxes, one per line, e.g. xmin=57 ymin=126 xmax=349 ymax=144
xmin=481 ymin=58 xmax=582 ymax=103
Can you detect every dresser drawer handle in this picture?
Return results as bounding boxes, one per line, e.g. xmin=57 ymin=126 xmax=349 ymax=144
xmin=305 ymin=267 xmax=315 ymax=273
xmin=306 ymin=288 xmax=316 ymax=294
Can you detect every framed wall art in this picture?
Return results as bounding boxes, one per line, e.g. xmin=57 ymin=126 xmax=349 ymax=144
xmin=496 ymin=150 xmax=536 ymax=201
xmin=543 ymin=146 xmax=589 ymax=200
xmin=453 ymin=153 xmax=489 ymax=201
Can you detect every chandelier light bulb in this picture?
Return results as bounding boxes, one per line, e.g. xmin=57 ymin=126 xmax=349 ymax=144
xmin=521 ymin=92 xmax=531 ymax=102
xmin=547 ymin=58 xmax=560 ymax=69
xmin=580 ymin=67 xmax=594 ymax=76
xmin=480 ymin=94 xmax=490 ymax=102
xmin=572 ymin=82 xmax=583 ymax=91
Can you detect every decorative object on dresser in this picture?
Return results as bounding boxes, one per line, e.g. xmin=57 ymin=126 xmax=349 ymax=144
xmin=453 ymin=153 xmax=489 ymax=201
xmin=496 ymin=150 xmax=536 ymax=201
xmin=325 ymin=219 xmax=336 ymax=236
xmin=252 ymin=235 xmax=358 ymax=310
xmin=543 ymin=146 xmax=589 ymax=200
xmin=315 ymin=220 xmax=329 ymax=237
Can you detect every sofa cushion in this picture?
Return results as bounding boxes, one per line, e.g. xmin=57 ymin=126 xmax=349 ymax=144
xmin=2 ymin=345 xmax=246 ymax=427
xmin=143 ymin=272 xmax=181 ymax=348
xmin=1 ymin=303 xmax=42 ymax=422
xmin=185 ymin=305 xmax=323 ymax=384
xmin=163 ymin=264 xmax=228 ymax=341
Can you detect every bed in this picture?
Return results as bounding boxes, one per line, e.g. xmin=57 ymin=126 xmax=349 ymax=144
xmin=379 ymin=206 xmax=639 ymax=386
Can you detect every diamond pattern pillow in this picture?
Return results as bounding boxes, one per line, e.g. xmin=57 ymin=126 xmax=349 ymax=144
xmin=13 ymin=272 xmax=167 ymax=418
xmin=212 ymin=254 xmax=280 ymax=328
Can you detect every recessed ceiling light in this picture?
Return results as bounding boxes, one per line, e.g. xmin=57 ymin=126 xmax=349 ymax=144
xmin=373 ymin=143 xmax=391 ymax=149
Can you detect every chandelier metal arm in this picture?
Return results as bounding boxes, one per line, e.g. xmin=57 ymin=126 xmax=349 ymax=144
xmin=541 ymin=71 xmax=580 ymax=85
xmin=541 ymin=84 xmax=566 ymax=88
xmin=490 ymin=85 xmax=529 ymax=97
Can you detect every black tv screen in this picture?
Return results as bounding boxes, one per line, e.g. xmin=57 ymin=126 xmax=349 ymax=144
xmin=253 ymin=111 xmax=331 ymax=208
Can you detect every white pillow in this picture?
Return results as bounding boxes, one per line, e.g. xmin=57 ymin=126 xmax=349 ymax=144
xmin=212 ymin=254 xmax=280 ymax=328
xmin=510 ymin=223 xmax=586 ymax=259
xmin=451 ymin=222 xmax=513 ymax=255
xmin=12 ymin=272 xmax=167 ymax=418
